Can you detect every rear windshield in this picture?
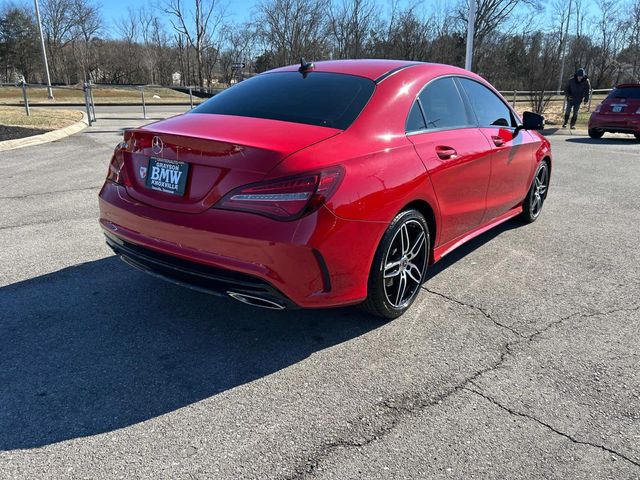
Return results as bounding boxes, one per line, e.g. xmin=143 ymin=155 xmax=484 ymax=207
xmin=607 ymin=87 xmax=640 ymax=99
xmin=191 ymin=72 xmax=375 ymax=130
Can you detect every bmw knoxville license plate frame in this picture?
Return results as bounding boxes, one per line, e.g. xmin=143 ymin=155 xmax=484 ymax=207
xmin=145 ymin=157 xmax=189 ymax=196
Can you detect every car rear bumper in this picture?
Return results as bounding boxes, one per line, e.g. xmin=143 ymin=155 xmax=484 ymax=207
xmin=98 ymin=182 xmax=387 ymax=308
xmin=588 ymin=113 xmax=640 ymax=133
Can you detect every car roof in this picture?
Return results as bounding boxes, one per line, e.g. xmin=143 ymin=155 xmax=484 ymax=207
xmin=266 ymin=59 xmax=422 ymax=81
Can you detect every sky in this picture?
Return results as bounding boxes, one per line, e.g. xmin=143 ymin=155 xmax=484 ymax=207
xmin=100 ymin=0 xmax=257 ymax=25
xmin=16 ymin=0 xmax=561 ymax=39
xmin=94 ymin=0 xmax=449 ymax=35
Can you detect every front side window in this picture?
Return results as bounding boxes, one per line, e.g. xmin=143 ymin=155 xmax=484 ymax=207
xmin=191 ymin=72 xmax=375 ymax=130
xmin=416 ymin=77 xmax=472 ymax=131
xmin=458 ymin=78 xmax=515 ymax=128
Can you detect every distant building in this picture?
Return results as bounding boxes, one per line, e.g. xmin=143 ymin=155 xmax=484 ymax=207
xmin=172 ymin=72 xmax=181 ymax=86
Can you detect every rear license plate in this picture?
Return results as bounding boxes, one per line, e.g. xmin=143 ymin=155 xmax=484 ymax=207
xmin=145 ymin=157 xmax=189 ymax=196
xmin=612 ymin=106 xmax=623 ymax=112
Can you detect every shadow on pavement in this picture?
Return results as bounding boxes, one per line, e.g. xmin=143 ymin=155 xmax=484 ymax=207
xmin=0 ymin=257 xmax=383 ymax=450
xmin=565 ymin=137 xmax=639 ymax=145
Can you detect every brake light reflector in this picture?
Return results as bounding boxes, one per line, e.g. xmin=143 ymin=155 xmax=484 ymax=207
xmin=106 ymin=141 xmax=131 ymax=186
xmin=216 ymin=167 xmax=344 ymax=220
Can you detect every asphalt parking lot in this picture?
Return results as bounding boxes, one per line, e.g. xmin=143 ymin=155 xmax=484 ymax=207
xmin=1 ymin=106 xmax=639 ymax=479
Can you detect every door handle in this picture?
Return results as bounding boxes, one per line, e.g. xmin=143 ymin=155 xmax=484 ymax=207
xmin=436 ymin=145 xmax=457 ymax=160
xmin=492 ymin=135 xmax=505 ymax=147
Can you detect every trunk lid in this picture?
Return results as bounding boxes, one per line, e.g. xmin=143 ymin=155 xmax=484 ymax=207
xmin=601 ymin=97 xmax=640 ymax=115
xmin=123 ymin=113 xmax=341 ymax=213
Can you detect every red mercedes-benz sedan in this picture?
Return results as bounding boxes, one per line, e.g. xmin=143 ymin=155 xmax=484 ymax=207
xmin=588 ymin=83 xmax=640 ymax=140
xmin=99 ymin=59 xmax=551 ymax=318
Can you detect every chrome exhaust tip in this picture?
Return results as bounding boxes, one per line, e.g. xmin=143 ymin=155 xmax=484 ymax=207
xmin=227 ymin=291 xmax=286 ymax=310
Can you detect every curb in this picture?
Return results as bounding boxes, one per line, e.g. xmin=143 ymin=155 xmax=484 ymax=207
xmin=0 ymin=112 xmax=88 ymax=152
xmin=542 ymin=127 xmax=589 ymax=136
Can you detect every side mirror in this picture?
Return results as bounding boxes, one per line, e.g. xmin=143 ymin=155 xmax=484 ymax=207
xmin=522 ymin=111 xmax=545 ymax=130
xmin=514 ymin=111 xmax=545 ymax=137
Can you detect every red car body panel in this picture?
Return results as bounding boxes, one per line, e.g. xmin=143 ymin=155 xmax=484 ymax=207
xmin=98 ymin=60 xmax=552 ymax=309
xmin=589 ymin=83 xmax=640 ymax=135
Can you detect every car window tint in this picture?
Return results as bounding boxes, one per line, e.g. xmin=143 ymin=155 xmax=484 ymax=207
xmin=458 ymin=78 xmax=515 ymax=128
xmin=418 ymin=77 xmax=471 ymax=130
xmin=607 ymin=87 xmax=640 ymax=99
xmin=406 ymin=101 xmax=426 ymax=132
xmin=191 ymin=72 xmax=375 ymax=130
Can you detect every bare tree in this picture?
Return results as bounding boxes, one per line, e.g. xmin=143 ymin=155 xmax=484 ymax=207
xmin=459 ymin=0 xmax=538 ymax=69
xmin=164 ymin=0 xmax=227 ymax=88
xmin=41 ymin=0 xmax=76 ymax=82
xmin=256 ymin=0 xmax=329 ymax=68
xmin=218 ymin=24 xmax=256 ymax=84
xmin=328 ymin=0 xmax=378 ymax=59
xmin=71 ymin=0 xmax=102 ymax=82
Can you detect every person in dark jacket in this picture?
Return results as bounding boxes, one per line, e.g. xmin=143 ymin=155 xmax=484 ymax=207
xmin=563 ymin=68 xmax=591 ymax=129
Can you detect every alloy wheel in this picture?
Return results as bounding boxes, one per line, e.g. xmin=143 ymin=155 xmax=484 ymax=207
xmin=382 ymin=219 xmax=428 ymax=308
xmin=530 ymin=163 xmax=549 ymax=218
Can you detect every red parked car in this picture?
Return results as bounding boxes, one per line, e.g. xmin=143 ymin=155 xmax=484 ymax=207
xmin=99 ymin=60 xmax=551 ymax=318
xmin=588 ymin=83 xmax=640 ymax=140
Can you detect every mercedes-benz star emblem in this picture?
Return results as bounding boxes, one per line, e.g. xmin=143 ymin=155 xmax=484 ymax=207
xmin=151 ymin=136 xmax=163 ymax=155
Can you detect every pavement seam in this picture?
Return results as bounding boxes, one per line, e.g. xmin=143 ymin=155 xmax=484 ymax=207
xmin=0 ymin=185 xmax=101 ymax=200
xmin=464 ymin=386 xmax=640 ymax=468
xmin=0 ymin=215 xmax=96 ymax=231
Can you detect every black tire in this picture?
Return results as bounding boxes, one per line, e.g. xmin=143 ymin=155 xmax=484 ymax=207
xmin=588 ymin=128 xmax=604 ymax=139
xmin=520 ymin=160 xmax=550 ymax=224
xmin=361 ymin=209 xmax=430 ymax=319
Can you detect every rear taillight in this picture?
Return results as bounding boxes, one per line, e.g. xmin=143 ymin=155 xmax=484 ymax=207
xmin=215 ymin=167 xmax=344 ymax=221
xmin=106 ymin=134 xmax=132 ymax=186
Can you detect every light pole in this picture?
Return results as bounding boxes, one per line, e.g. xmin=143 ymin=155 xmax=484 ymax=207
xmin=465 ymin=0 xmax=477 ymax=71
xmin=33 ymin=0 xmax=54 ymax=100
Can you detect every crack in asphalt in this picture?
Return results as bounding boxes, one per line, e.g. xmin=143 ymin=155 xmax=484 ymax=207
xmin=465 ymin=386 xmax=640 ymax=468
xmin=282 ymin=344 xmax=512 ymax=480
xmin=421 ymin=286 xmax=527 ymax=338
xmin=282 ymin=290 xmax=640 ymax=479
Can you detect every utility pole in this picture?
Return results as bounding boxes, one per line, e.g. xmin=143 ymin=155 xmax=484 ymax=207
xmin=557 ymin=0 xmax=573 ymax=93
xmin=33 ymin=0 xmax=54 ymax=100
xmin=465 ymin=0 xmax=477 ymax=71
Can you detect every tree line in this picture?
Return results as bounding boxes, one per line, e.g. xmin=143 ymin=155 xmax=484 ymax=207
xmin=1 ymin=0 xmax=639 ymax=99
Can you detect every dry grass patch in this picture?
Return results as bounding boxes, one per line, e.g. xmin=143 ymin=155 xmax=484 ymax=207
xmin=0 ymin=106 xmax=83 ymax=141
xmin=0 ymin=85 xmax=202 ymax=105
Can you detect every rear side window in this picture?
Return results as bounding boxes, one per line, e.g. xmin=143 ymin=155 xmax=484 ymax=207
xmin=607 ymin=87 xmax=640 ymax=99
xmin=458 ymin=78 xmax=515 ymax=128
xmin=406 ymin=102 xmax=426 ymax=132
xmin=417 ymin=77 xmax=472 ymax=131
xmin=191 ymin=72 xmax=375 ymax=130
